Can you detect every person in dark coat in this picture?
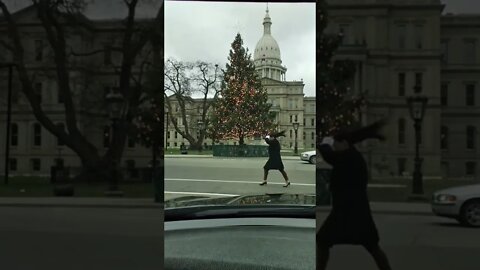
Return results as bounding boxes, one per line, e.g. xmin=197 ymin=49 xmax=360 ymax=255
xmin=260 ymin=130 xmax=290 ymax=187
xmin=316 ymin=119 xmax=392 ymax=270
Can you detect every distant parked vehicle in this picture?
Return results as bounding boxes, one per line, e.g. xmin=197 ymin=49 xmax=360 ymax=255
xmin=300 ymin=150 xmax=316 ymax=164
xmin=431 ymin=183 xmax=480 ymax=227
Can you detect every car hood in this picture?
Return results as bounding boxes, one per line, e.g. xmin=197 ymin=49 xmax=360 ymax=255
xmin=165 ymin=193 xmax=315 ymax=209
xmin=301 ymin=151 xmax=316 ymax=155
xmin=434 ymin=184 xmax=480 ymax=197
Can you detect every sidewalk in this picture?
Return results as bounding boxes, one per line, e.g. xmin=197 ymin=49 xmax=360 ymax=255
xmin=317 ymin=202 xmax=432 ymax=216
xmin=0 ymin=197 xmax=162 ymax=209
xmin=0 ymin=197 xmax=432 ymax=215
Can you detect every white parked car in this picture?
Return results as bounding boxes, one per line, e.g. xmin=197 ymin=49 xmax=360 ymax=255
xmin=300 ymin=150 xmax=316 ymax=164
xmin=431 ymin=183 xmax=480 ymax=227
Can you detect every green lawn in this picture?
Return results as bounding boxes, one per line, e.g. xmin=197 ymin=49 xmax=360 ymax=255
xmin=0 ymin=177 xmax=155 ymax=198
xmin=165 ymin=148 xmax=213 ymax=155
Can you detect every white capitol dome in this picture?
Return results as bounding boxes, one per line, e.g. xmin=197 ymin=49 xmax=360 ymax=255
xmin=253 ymin=7 xmax=286 ymax=81
xmin=254 ymin=9 xmax=281 ymax=62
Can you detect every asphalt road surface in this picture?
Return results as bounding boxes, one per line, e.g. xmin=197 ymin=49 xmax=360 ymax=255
xmin=0 ymin=207 xmax=163 ymax=270
xmin=164 ymin=157 xmax=315 ymax=200
xmin=317 ymin=212 xmax=480 ymax=270
xmin=1 ymin=206 xmax=477 ymax=270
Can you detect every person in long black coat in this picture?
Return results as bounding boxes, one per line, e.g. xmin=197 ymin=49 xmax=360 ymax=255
xmin=260 ymin=130 xmax=290 ymax=187
xmin=316 ymin=120 xmax=392 ymax=270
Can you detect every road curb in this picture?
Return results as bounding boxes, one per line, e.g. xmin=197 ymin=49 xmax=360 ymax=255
xmin=316 ymin=208 xmax=433 ymax=216
xmin=0 ymin=202 xmax=432 ymax=216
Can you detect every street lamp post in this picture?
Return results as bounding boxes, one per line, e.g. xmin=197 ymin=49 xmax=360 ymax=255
xmin=165 ymin=107 xmax=169 ymax=152
xmin=407 ymin=93 xmax=428 ymax=197
xmin=1 ymin=63 xmax=14 ymax=185
xmin=197 ymin=120 xmax=204 ymax=152
xmin=293 ymin=122 xmax=299 ymax=155
xmin=105 ymin=90 xmax=125 ymax=195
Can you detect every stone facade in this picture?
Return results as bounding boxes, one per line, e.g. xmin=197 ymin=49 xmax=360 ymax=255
xmin=328 ymin=0 xmax=478 ymax=180
xmin=0 ymin=5 xmax=153 ymax=176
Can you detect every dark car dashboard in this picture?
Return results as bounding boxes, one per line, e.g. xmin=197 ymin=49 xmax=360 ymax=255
xmin=165 ymin=217 xmax=315 ymax=270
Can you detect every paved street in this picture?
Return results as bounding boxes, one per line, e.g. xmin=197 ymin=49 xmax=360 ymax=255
xmin=0 ymin=207 xmax=163 ymax=270
xmin=317 ymin=213 xmax=480 ymax=270
xmin=165 ymin=157 xmax=316 ymax=199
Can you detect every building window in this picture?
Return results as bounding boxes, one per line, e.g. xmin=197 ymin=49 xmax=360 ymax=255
xmin=303 ymin=132 xmax=306 ymax=140
xmin=398 ymin=118 xmax=406 ymax=145
xmin=441 ymin=40 xmax=449 ymax=63
xmin=397 ymin=25 xmax=406 ymax=49
xmin=294 ymin=115 xmax=298 ymax=122
xmin=103 ymin=125 xmax=110 ymax=147
xmin=414 ymin=25 xmax=424 ymax=49
xmin=290 ymin=115 xmax=293 ymax=123
xmin=174 ymin=132 xmax=178 ymax=139
xmin=466 ymin=126 xmax=476 ymax=149
xmin=58 ymin=88 xmax=64 ymax=103
xmin=167 ymin=131 xmax=171 ymax=139
xmin=126 ymin=160 xmax=135 ymax=169
xmin=31 ymin=158 xmax=41 ymax=171
xmin=35 ymin=40 xmax=43 ymax=61
xmin=441 ymin=126 xmax=448 ymax=150
xmin=311 ymin=132 xmax=315 ymax=140
xmin=339 ymin=24 xmax=351 ymax=45
xmin=128 ymin=136 xmax=135 ymax=148
xmin=9 ymin=158 xmax=17 ymax=171
xmin=33 ymin=123 xmax=41 ymax=146
xmin=35 ymin=82 xmax=42 ymax=103
xmin=397 ymin=158 xmax=406 ymax=176
xmin=311 ymin=118 xmax=314 ymax=126
xmin=103 ymin=86 xmax=110 ymax=99
xmin=414 ymin=73 xmax=423 ymax=93
xmin=303 ymin=118 xmax=306 ymax=126
xmin=466 ymin=84 xmax=475 ymax=106
xmin=10 ymin=123 xmax=18 ymax=146
xmin=174 ymin=142 xmax=178 ymax=147
xmin=289 ymin=130 xmax=293 ymax=138
xmin=55 ymin=158 xmax=64 ymax=168
xmin=56 ymin=123 xmax=65 ymax=146
xmin=464 ymin=40 xmax=476 ymax=64
xmin=466 ymin=162 xmax=476 ymax=176
xmin=439 ymin=126 xmax=448 ymax=149
xmin=441 ymin=83 xmax=448 ymax=106
xmin=104 ymin=45 xmax=111 ymax=65
xmin=398 ymin=73 xmax=406 ymax=96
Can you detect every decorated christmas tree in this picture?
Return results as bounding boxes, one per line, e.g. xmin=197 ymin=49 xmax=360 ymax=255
xmin=317 ymin=0 xmax=365 ymax=139
xmin=209 ymin=33 xmax=275 ymax=145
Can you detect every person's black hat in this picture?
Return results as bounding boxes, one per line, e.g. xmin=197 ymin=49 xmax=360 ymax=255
xmin=270 ymin=130 xmax=286 ymax=138
xmin=333 ymin=119 xmax=387 ymax=145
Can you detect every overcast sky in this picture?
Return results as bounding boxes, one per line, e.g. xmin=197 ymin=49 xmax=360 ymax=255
xmin=165 ymin=1 xmax=316 ymax=97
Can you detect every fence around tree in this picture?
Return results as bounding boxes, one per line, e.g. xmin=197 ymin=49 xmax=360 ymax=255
xmin=212 ymin=145 xmax=268 ymax=157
